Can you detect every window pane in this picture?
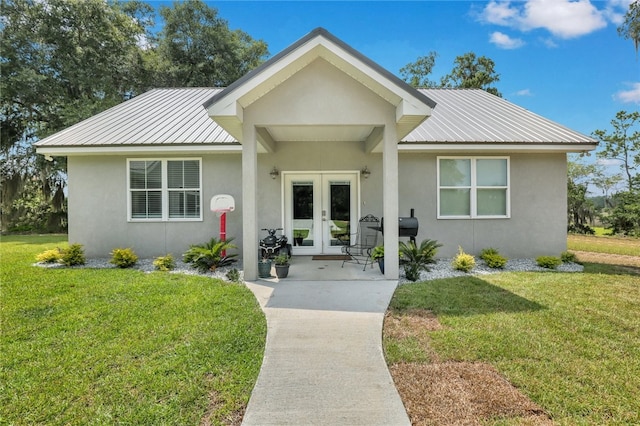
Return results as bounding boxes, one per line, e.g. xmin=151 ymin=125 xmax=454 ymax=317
xmin=130 ymin=161 xmax=147 ymax=189
xmin=477 ymin=189 xmax=507 ymax=216
xmin=440 ymin=159 xmax=471 ymax=186
xmin=169 ymin=191 xmax=184 ymax=217
xmin=440 ymin=188 xmax=470 ymax=216
xmin=131 ymin=190 xmax=162 ymax=219
xmin=148 ymin=191 xmax=162 ymax=218
xmin=169 ymin=190 xmax=200 ymax=218
xmin=167 ymin=161 xmax=184 ymax=189
xmin=131 ymin=191 xmax=147 ymax=218
xmin=477 ymin=159 xmax=507 ymax=186
xmin=183 ymin=160 xmax=199 ymax=188
xmin=146 ymin=161 xmax=162 ymax=189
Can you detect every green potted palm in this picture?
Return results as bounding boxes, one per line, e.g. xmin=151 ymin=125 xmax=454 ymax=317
xmin=274 ymin=254 xmax=290 ymax=278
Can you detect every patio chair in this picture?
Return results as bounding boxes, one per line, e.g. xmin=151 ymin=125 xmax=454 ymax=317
xmin=341 ymin=214 xmax=380 ymax=271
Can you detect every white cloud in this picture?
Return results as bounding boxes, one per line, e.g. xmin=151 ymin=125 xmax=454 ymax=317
xmin=597 ymin=158 xmax=623 ymax=167
xmin=515 ymin=88 xmax=533 ymax=96
xmin=480 ymin=0 xmax=615 ymax=41
xmin=490 ymin=31 xmax=525 ymax=49
xmin=614 ymin=82 xmax=640 ymax=103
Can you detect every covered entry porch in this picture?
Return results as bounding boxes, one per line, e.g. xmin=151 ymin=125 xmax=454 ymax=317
xmin=204 ymin=28 xmax=434 ymax=280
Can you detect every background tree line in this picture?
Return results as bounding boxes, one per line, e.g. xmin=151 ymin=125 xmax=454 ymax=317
xmin=568 ymin=1 xmax=640 ymax=236
xmin=1 ymin=0 xmax=268 ymax=232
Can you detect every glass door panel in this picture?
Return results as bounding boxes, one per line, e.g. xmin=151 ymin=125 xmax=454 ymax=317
xmin=322 ymin=174 xmax=357 ymax=254
xmin=292 ymin=181 xmax=314 ymax=248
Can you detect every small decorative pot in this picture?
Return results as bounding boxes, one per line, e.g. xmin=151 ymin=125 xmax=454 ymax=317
xmin=258 ymin=260 xmax=272 ymax=278
xmin=275 ymin=264 xmax=289 ymax=278
xmin=377 ymin=258 xmax=384 ymax=274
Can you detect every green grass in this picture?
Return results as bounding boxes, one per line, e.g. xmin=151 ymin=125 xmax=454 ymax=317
xmin=388 ymin=265 xmax=640 ymax=425
xmin=567 ymin=234 xmax=640 ymax=256
xmin=1 ymin=235 xmax=266 ymax=425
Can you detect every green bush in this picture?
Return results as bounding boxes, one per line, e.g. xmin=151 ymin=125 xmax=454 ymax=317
xmin=536 ymin=256 xmax=562 ymax=269
xmin=35 ymin=248 xmax=62 ymax=263
xmin=183 ymin=237 xmax=237 ymax=273
xmin=399 ymin=239 xmax=442 ymax=282
xmin=561 ymin=251 xmax=578 ymax=263
xmin=479 ymin=248 xmax=507 ymax=269
xmin=452 ymin=246 xmax=475 ymax=272
xmin=226 ymin=268 xmax=241 ymax=283
xmin=153 ymin=254 xmax=175 ymax=271
xmin=60 ymin=244 xmax=85 ymax=266
xmin=110 ymin=248 xmax=138 ymax=268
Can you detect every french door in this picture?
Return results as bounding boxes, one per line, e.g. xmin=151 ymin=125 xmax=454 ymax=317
xmin=284 ymin=172 xmax=358 ymax=255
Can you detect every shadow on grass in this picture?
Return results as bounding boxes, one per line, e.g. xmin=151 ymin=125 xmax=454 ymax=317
xmin=582 ymin=262 xmax=640 ymax=276
xmin=391 ymin=276 xmax=545 ymax=317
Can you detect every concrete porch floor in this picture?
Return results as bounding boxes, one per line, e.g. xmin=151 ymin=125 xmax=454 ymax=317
xmin=260 ymin=255 xmax=385 ymax=281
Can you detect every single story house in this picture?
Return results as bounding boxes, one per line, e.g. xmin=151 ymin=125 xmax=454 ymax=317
xmin=35 ymin=27 xmax=597 ymax=280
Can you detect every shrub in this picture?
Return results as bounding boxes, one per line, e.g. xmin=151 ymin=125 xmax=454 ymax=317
xmin=109 ymin=248 xmax=138 ymax=268
xmin=452 ymin=246 xmax=475 ymax=272
xmin=36 ymin=248 xmax=62 ymax=264
xmin=60 ymin=244 xmax=86 ymax=266
xmin=226 ymin=268 xmax=241 ymax=283
xmin=536 ymin=256 xmax=562 ymax=269
xmin=273 ymin=254 xmax=289 ymax=265
xmin=371 ymin=245 xmax=384 ymax=261
xmin=153 ymin=254 xmax=176 ymax=271
xmin=561 ymin=251 xmax=578 ymax=263
xmin=183 ymin=237 xmax=237 ymax=273
xmin=479 ymin=248 xmax=507 ymax=269
xmin=403 ymin=263 xmax=422 ymax=282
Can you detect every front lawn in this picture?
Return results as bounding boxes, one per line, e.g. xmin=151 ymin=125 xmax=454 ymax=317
xmin=0 ymin=235 xmax=266 ymax=425
xmin=385 ymin=265 xmax=640 ymax=425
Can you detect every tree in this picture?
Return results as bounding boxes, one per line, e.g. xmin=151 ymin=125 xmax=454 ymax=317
xmin=593 ymin=111 xmax=640 ymax=191
xmin=440 ymin=52 xmax=502 ymax=97
xmin=400 ymin=52 xmax=438 ymax=88
xmin=153 ymin=0 xmax=268 ymax=87
xmin=618 ymin=0 xmax=640 ymax=55
xmin=0 ymin=0 xmax=150 ymax=231
xmin=567 ymin=160 xmax=597 ymax=234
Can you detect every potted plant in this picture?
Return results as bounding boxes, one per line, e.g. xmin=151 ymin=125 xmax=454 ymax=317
xmin=258 ymin=255 xmax=272 ymax=278
xmin=273 ymin=254 xmax=290 ymax=278
xmin=293 ymin=229 xmax=306 ymax=246
xmin=371 ymin=245 xmax=385 ymax=273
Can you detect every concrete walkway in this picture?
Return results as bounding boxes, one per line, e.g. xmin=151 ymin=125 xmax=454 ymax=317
xmin=243 ymin=279 xmax=410 ymax=426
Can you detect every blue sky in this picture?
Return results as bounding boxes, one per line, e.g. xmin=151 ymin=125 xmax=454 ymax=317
xmin=156 ymin=1 xmax=638 ymax=162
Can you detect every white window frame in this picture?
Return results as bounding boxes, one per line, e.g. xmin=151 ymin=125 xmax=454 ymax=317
xmin=437 ymin=156 xmax=510 ymax=219
xmin=127 ymin=158 xmax=202 ymax=222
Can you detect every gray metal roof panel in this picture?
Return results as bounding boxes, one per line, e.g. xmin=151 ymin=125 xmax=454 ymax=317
xmin=35 ymin=88 xmax=236 ymax=147
xmin=403 ymin=89 xmax=595 ymax=144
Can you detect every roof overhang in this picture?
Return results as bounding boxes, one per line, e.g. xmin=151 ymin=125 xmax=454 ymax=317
xmin=35 ymin=144 xmax=242 ymax=158
xmin=204 ymin=28 xmax=434 ymax=146
xmin=398 ymin=142 xmax=598 ymax=154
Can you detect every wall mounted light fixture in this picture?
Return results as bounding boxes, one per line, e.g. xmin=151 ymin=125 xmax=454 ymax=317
xmin=269 ymin=166 xmax=280 ymax=179
xmin=361 ymin=166 xmax=371 ymax=179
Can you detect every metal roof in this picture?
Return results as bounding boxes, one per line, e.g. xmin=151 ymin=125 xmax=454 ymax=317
xmin=35 ymin=87 xmax=596 ymax=148
xmin=35 ymin=88 xmax=236 ymax=147
xmin=405 ymin=88 xmax=595 ymax=144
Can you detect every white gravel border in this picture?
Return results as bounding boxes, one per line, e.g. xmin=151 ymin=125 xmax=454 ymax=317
xmin=36 ymin=257 xmax=582 ymax=284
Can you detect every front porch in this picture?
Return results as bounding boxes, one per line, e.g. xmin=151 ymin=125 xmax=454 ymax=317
xmin=259 ymin=256 xmax=387 ymax=281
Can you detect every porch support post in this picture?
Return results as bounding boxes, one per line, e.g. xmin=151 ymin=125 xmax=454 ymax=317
xmin=242 ymin=119 xmax=259 ymax=280
xmin=382 ymin=123 xmax=399 ymax=279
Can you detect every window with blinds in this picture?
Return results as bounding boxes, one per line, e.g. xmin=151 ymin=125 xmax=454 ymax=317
xmin=128 ymin=159 xmax=201 ymax=221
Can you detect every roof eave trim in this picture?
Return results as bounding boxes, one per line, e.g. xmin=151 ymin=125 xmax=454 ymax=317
xmin=398 ymin=143 xmax=598 ymax=153
xmin=36 ymin=144 xmax=242 ymax=157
